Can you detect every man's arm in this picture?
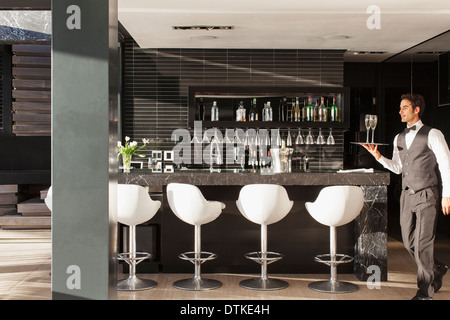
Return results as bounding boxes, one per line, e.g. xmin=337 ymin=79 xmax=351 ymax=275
xmin=429 ymin=129 xmax=450 ymax=215
xmin=362 ymin=134 xmax=402 ymax=175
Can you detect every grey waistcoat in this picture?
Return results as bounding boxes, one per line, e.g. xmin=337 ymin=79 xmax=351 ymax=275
xmin=397 ymin=124 xmax=438 ymax=191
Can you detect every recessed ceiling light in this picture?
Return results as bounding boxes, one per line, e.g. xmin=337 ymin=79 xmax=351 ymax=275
xmin=190 ymin=35 xmax=218 ymax=40
xmin=173 ymin=26 xmax=234 ymax=31
xmin=320 ymin=34 xmax=351 ymax=40
xmin=353 ymin=51 xmax=387 ymax=55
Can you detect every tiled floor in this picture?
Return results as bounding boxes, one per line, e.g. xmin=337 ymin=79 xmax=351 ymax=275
xmin=0 ymin=229 xmax=449 ymax=300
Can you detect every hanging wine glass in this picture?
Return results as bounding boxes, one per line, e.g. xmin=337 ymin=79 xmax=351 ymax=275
xmin=202 ymin=128 xmax=210 ymax=143
xmin=306 ymin=128 xmax=314 ymax=144
xmin=295 ymin=128 xmax=304 ymax=145
xmin=316 ymin=128 xmax=325 ymax=145
xmin=327 ymin=128 xmax=335 ymax=145
xmin=223 ymin=129 xmax=232 ymax=144
xmin=286 ymin=129 xmax=292 ymax=147
xmin=365 ymin=114 xmax=371 ymax=144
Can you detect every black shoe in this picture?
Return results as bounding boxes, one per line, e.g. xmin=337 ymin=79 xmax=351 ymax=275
xmin=432 ymin=262 xmax=448 ymax=293
xmin=411 ymin=294 xmax=432 ymax=300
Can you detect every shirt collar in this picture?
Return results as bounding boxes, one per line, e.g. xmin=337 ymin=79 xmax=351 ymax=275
xmin=408 ymin=119 xmax=423 ymax=130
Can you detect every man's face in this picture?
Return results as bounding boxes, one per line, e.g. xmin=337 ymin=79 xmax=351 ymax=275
xmin=399 ymin=99 xmax=420 ymax=124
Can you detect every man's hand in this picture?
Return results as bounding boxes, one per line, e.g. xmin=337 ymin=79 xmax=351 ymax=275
xmin=442 ymin=197 xmax=450 ymax=215
xmin=362 ymin=144 xmax=381 ymax=160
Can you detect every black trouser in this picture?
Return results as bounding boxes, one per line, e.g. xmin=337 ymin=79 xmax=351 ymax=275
xmin=400 ymin=186 xmax=440 ymax=298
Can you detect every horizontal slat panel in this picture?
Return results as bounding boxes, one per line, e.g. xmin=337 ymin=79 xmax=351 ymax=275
xmin=11 ymin=44 xmax=51 ymax=136
xmin=122 ymin=39 xmax=345 ymax=168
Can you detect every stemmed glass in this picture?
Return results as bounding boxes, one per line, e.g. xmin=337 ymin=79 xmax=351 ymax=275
xmin=295 ymin=128 xmax=304 ymax=145
xmin=316 ymin=128 xmax=325 ymax=145
xmin=306 ymin=128 xmax=314 ymax=145
xmin=370 ymin=115 xmax=378 ymax=144
xmin=327 ymin=128 xmax=335 ymax=145
xmin=365 ymin=114 xmax=371 ymax=144
xmin=286 ymin=129 xmax=292 ymax=147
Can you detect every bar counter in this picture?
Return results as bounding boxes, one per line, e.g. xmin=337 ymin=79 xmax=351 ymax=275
xmin=119 ymin=169 xmax=390 ymax=281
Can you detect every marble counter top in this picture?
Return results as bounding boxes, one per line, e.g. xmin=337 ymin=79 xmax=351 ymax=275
xmin=118 ymin=169 xmax=390 ymax=186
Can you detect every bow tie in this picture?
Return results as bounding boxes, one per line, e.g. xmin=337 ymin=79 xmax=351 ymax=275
xmin=404 ymin=125 xmax=416 ymax=133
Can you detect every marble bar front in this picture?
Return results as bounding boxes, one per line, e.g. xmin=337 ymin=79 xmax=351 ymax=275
xmin=119 ymin=169 xmax=390 ymax=281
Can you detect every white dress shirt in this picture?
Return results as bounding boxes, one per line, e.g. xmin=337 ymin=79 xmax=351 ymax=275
xmin=378 ymin=120 xmax=450 ymax=197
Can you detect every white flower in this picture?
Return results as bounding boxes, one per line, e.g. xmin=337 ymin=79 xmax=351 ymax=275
xmin=117 ymin=141 xmax=122 ymax=147
xmin=142 ymin=138 xmax=149 ymax=144
xmin=125 ymin=136 xmax=130 ymax=142
xmin=130 ymin=141 xmax=138 ymax=147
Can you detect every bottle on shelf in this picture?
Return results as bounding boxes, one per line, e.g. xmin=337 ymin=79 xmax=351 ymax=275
xmin=211 ymin=101 xmax=219 ymax=121
xmin=294 ymin=97 xmax=301 ymax=122
xmin=302 ymin=97 xmax=311 ymax=122
xmin=290 ymin=98 xmax=296 ymax=122
xmin=313 ymin=99 xmax=319 ymax=122
xmin=318 ymin=97 xmax=327 ymax=122
xmin=263 ymin=101 xmax=273 ymax=121
xmin=197 ymin=97 xmax=205 ymax=121
xmin=249 ymin=98 xmax=258 ymax=121
xmin=279 ymin=97 xmax=287 ymax=122
xmin=330 ymin=97 xmax=339 ymax=122
xmin=236 ymin=100 xmax=246 ymax=121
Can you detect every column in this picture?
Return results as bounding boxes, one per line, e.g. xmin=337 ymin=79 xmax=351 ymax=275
xmin=51 ymin=0 xmax=118 ymax=299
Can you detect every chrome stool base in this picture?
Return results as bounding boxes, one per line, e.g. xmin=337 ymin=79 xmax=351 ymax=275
xmin=308 ymin=280 xmax=359 ymax=293
xmin=240 ymin=277 xmax=288 ymax=291
xmin=173 ymin=277 xmax=222 ymax=291
xmin=117 ymin=276 xmax=157 ymax=291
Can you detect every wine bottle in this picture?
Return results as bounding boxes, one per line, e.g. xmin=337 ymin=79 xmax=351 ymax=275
xmin=249 ymin=98 xmax=258 ymax=121
xmin=331 ymin=97 xmax=339 ymax=122
xmin=198 ymin=98 xmax=205 ymax=121
xmin=318 ymin=97 xmax=327 ymax=122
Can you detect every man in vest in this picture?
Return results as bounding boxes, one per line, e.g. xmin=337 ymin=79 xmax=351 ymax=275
xmin=364 ymin=93 xmax=450 ymax=300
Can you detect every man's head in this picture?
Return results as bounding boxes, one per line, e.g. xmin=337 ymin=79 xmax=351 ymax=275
xmin=399 ymin=93 xmax=425 ymax=125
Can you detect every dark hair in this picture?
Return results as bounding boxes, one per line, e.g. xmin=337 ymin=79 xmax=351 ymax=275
xmin=401 ymin=93 xmax=426 ymax=118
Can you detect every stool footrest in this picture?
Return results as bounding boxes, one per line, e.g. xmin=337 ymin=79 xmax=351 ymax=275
xmin=245 ymin=251 xmax=283 ymax=265
xmin=118 ymin=252 xmax=151 ymax=265
xmin=314 ymin=253 xmax=353 ymax=266
xmin=178 ymin=251 xmax=217 ymax=264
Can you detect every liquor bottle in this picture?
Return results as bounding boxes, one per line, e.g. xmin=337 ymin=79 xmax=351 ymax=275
xmin=279 ymin=97 xmax=287 ymax=122
xmin=302 ymin=98 xmax=311 ymax=122
xmin=211 ymin=101 xmax=219 ymax=121
xmin=236 ymin=101 xmax=246 ymax=121
xmin=249 ymin=98 xmax=258 ymax=121
xmin=263 ymin=101 xmax=273 ymax=121
xmin=326 ymin=98 xmax=332 ymax=122
xmin=331 ymin=97 xmax=339 ymax=122
xmin=294 ymin=97 xmax=301 ymax=122
xmin=197 ymin=98 xmax=205 ymax=121
xmin=309 ymin=98 xmax=314 ymax=122
xmin=290 ymin=98 xmax=296 ymax=122
xmin=318 ymin=97 xmax=327 ymax=122
xmin=313 ymin=99 xmax=320 ymax=122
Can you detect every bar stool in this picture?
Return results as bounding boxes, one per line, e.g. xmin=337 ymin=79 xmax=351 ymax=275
xmin=167 ymin=183 xmax=225 ymax=290
xmin=236 ymin=184 xmax=293 ymax=290
xmin=305 ymin=185 xmax=364 ymax=293
xmin=117 ymin=184 xmax=161 ymax=291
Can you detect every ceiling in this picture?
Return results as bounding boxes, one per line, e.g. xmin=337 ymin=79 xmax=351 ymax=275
xmin=118 ymin=0 xmax=450 ymax=62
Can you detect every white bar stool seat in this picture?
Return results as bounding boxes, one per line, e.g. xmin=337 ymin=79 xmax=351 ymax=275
xmin=167 ymin=183 xmax=225 ymax=291
xmin=236 ymin=184 xmax=293 ymax=290
xmin=117 ymin=184 xmax=161 ymax=291
xmin=305 ymin=185 xmax=364 ymax=293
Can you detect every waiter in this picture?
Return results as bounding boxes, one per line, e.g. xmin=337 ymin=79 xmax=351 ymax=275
xmin=364 ymin=93 xmax=450 ymax=300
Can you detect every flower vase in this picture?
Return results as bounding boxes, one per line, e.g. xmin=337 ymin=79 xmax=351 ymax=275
xmin=122 ymin=154 xmax=132 ymax=173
